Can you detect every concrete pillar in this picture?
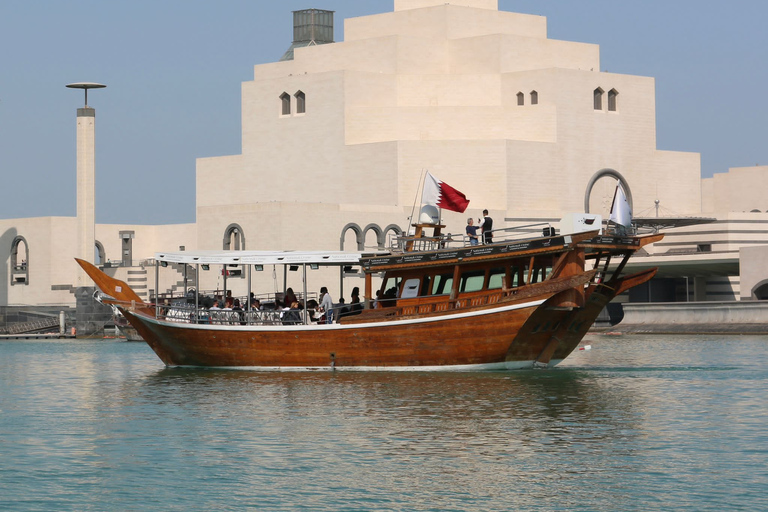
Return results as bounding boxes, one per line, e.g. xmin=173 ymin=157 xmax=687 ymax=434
xmin=76 ymin=107 xmax=96 ymax=287
xmin=694 ymin=276 xmax=708 ymax=301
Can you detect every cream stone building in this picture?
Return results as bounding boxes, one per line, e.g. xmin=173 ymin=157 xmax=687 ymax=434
xmin=2 ymin=0 xmax=767 ymax=313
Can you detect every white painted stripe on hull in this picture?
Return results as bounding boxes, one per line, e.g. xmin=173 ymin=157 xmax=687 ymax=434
xmin=169 ymin=359 xmax=565 ymax=371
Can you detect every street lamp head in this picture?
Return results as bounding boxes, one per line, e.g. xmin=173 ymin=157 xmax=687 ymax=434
xmin=66 ymin=82 xmax=107 ymax=107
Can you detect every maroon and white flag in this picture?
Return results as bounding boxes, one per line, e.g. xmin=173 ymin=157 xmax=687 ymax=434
xmin=421 ymin=172 xmax=470 ymax=213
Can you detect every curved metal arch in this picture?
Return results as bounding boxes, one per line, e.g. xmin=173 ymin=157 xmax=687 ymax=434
xmin=223 ymin=223 xmax=246 ymax=251
xmin=584 ymin=168 xmax=634 ymax=214
xmin=363 ymin=224 xmax=385 ymax=249
xmin=340 ymin=223 xmax=364 ymax=251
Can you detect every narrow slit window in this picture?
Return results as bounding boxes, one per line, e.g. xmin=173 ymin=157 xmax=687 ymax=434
xmin=517 ymin=92 xmax=524 ymax=106
xmin=594 ymin=88 xmax=604 ymax=110
xmin=295 ymin=91 xmax=306 ymax=114
xmin=608 ymin=89 xmax=618 ymax=111
xmin=530 ymin=90 xmax=538 ymax=105
xmin=280 ymin=92 xmax=291 ymax=116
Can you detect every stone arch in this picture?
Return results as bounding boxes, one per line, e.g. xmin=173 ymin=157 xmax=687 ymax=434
xmin=752 ymin=279 xmax=768 ymax=300
xmin=95 ymin=240 xmax=106 ymax=265
xmin=223 ymin=224 xmax=246 ymax=251
xmin=382 ymin=224 xmax=403 ymax=249
xmin=584 ymin=168 xmax=634 ymax=214
xmin=10 ymin=235 xmax=29 ymax=286
xmin=363 ymin=224 xmax=385 ymax=249
xmin=340 ymin=223 xmax=364 ymax=251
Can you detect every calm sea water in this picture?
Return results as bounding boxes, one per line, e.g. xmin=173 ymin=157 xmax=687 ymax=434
xmin=1 ymin=335 xmax=767 ymax=512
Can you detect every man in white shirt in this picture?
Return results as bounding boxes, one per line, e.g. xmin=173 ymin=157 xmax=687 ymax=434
xmin=320 ymin=286 xmax=334 ymax=324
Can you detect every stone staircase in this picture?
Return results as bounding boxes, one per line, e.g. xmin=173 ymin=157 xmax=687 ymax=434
xmin=0 ymin=316 xmax=60 ymax=335
xmin=126 ymin=266 xmax=149 ymax=300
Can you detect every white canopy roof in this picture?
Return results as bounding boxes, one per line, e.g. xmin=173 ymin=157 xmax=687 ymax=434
xmin=155 ymin=250 xmax=368 ymax=266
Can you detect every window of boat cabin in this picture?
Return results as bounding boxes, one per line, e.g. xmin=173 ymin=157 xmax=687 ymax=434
xmin=431 ymin=274 xmax=454 ymax=296
xmin=511 ymin=260 xmax=528 ymax=287
xmin=381 ymin=276 xmax=402 ymax=297
xmin=488 ymin=268 xmax=505 ymax=290
xmin=459 ymin=270 xmax=485 ymax=293
xmin=529 ymin=262 xmax=553 ymax=284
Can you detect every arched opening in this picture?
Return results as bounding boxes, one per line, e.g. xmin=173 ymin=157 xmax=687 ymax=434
xmin=608 ymin=89 xmax=618 ymax=111
xmin=752 ymin=280 xmax=768 ymax=300
xmin=295 ymin=90 xmax=306 ymax=114
xmin=280 ymin=92 xmax=291 ymax=116
xmin=516 ymin=92 xmax=524 ymax=106
xmin=530 ymin=90 xmax=538 ymax=105
xmin=223 ymin=224 xmax=246 ymax=251
xmin=10 ymin=236 xmax=29 ymax=285
xmin=363 ymin=224 xmax=384 ymax=250
xmin=94 ymin=240 xmax=106 ymax=266
xmin=340 ymin=223 xmax=364 ymax=251
xmin=382 ymin=224 xmax=403 ymax=249
xmin=584 ymin=168 xmax=634 ymax=215
xmin=594 ymin=87 xmax=604 ymax=110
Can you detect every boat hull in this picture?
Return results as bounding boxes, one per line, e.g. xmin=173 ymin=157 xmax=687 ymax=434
xmin=123 ymin=298 xmax=556 ymax=369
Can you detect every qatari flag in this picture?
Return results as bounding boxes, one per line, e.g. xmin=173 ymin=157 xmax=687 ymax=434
xmin=421 ymin=172 xmax=470 ymax=213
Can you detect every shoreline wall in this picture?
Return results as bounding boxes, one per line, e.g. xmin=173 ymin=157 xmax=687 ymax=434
xmin=615 ymin=301 xmax=768 ymax=334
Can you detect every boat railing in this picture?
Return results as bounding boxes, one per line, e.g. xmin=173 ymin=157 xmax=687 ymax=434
xmin=155 ymin=290 xmax=318 ymax=310
xmin=359 ymin=288 xmax=520 ymax=319
xmin=388 ymin=222 xmax=557 ymax=252
xmin=140 ymin=296 xmax=353 ymax=327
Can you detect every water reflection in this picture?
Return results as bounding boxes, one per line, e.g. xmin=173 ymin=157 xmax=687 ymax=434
xmin=135 ymin=368 xmax=644 ymax=459
xmin=3 ymin=337 xmax=768 ymax=511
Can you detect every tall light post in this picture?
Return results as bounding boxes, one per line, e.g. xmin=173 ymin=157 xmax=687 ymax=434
xmin=66 ymin=82 xmax=106 ymax=286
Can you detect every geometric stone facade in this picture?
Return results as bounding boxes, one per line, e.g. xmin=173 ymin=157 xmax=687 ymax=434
xmin=2 ymin=0 xmax=768 ymax=306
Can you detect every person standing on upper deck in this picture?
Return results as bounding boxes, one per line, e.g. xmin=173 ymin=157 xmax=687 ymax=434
xmin=479 ymin=210 xmax=493 ymax=244
xmin=320 ymin=286 xmax=334 ymax=324
xmin=466 ymin=218 xmax=479 ymax=246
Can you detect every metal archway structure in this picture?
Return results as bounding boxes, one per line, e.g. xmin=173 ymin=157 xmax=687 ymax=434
xmin=584 ymin=168 xmax=634 ymax=214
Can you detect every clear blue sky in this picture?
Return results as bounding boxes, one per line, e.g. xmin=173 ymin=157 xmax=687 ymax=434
xmin=1 ymin=0 xmax=766 ymax=224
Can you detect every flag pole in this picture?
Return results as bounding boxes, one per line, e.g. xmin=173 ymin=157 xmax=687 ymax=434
xmin=408 ymin=168 xmax=427 ymax=231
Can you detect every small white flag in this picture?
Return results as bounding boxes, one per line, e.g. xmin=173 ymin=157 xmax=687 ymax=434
xmin=609 ymin=180 xmax=632 ymax=229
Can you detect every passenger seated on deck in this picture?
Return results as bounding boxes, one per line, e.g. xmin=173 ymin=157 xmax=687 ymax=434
xmin=221 ymin=301 xmax=233 ymax=324
xmin=284 ymin=288 xmax=298 ymax=307
xmin=306 ymin=299 xmax=321 ymax=323
xmin=209 ymin=300 xmax=221 ymax=324
xmin=232 ymin=299 xmax=245 ymax=325
xmin=282 ymin=301 xmax=302 ymax=325
xmin=336 ymin=298 xmax=351 ymax=320
xmin=381 ymin=287 xmax=398 ymax=308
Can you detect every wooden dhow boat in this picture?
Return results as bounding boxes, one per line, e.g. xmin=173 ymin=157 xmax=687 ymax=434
xmin=76 ymin=223 xmax=661 ymax=370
